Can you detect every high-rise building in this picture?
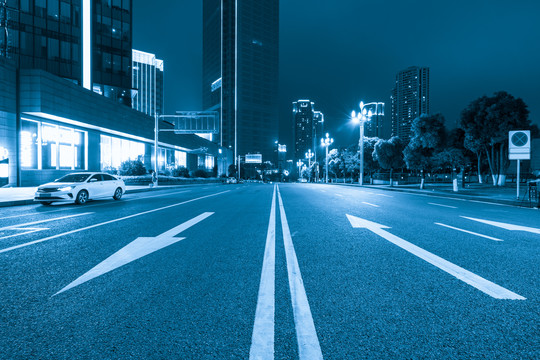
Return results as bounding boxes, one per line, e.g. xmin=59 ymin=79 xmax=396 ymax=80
xmin=1 ymin=0 xmax=133 ymax=106
xmin=202 ymin=0 xmax=279 ymax=163
xmin=132 ymin=49 xmax=164 ymax=117
xmin=391 ymin=66 xmax=429 ymax=141
xmin=293 ymin=100 xmax=324 ymax=163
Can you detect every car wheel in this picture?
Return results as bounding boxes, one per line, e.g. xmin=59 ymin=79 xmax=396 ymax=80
xmin=75 ymin=190 xmax=89 ymax=205
xmin=113 ymin=187 xmax=123 ymax=200
xmin=40 ymin=201 xmax=53 ymax=206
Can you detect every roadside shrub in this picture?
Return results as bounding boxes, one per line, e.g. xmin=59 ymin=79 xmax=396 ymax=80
xmin=119 ymin=160 xmax=147 ymax=176
xmin=102 ymin=166 xmax=118 ymax=175
xmin=172 ymin=166 xmax=190 ymax=178
xmin=193 ymin=169 xmax=209 ymax=178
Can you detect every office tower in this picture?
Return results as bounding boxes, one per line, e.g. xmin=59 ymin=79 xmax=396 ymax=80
xmin=1 ymin=0 xmax=133 ymax=106
xmin=202 ymin=0 xmax=279 ymax=162
xmin=132 ymin=49 xmax=164 ymax=116
xmin=292 ymin=100 xmax=324 ymax=163
xmin=364 ymin=102 xmax=385 ymax=138
xmin=391 ymin=66 xmax=429 ymax=141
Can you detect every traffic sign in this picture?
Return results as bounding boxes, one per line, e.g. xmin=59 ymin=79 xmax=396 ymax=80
xmin=509 ymin=130 xmax=530 ymax=160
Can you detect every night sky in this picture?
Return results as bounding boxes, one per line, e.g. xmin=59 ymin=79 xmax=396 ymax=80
xmin=133 ymin=0 xmax=540 ymax=151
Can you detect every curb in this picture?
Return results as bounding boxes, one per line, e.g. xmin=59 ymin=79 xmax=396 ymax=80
xmin=0 ymin=183 xmax=225 ymax=208
xmin=331 ymin=182 xmax=537 ymax=209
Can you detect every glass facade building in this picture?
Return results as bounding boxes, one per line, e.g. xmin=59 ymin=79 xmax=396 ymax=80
xmin=391 ymin=66 xmax=430 ymax=142
xmin=292 ymin=100 xmax=324 ymax=164
xmin=203 ymin=0 xmax=279 ymax=163
xmin=132 ymin=49 xmax=164 ymax=117
xmin=1 ymin=0 xmax=133 ymax=106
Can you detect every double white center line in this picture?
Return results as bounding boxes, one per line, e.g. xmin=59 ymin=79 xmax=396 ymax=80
xmin=250 ymin=185 xmax=323 ymax=360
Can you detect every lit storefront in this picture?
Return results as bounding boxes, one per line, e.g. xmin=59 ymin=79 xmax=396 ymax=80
xmin=21 ymin=118 xmax=87 ymax=171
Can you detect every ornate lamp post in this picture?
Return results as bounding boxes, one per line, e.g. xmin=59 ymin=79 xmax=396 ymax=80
xmin=321 ymin=133 xmax=334 ymax=184
xmin=305 ymin=149 xmax=314 ymax=182
xmin=351 ymin=101 xmax=374 ymax=186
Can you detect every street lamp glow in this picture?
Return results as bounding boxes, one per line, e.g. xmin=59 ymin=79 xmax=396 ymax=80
xmin=353 ymin=101 xmax=375 ymax=186
xmin=321 ymin=133 xmax=334 ymax=184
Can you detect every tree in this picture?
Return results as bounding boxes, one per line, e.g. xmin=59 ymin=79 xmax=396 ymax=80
xmin=373 ymin=137 xmax=404 ymax=186
xmin=403 ymin=114 xmax=445 ymax=189
xmin=362 ymin=137 xmax=381 ymax=183
xmin=461 ymin=91 xmax=531 ymax=186
xmin=327 ymin=148 xmax=342 ymax=181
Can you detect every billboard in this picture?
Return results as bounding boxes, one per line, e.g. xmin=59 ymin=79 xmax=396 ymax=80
xmin=245 ymin=154 xmax=262 ymax=164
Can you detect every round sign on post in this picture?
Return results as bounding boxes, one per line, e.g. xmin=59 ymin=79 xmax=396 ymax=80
xmin=508 ymin=130 xmax=530 ymax=160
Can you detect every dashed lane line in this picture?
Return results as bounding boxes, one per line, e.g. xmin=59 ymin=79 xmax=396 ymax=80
xmin=0 ymin=191 xmax=230 ymax=254
xmin=428 ymin=202 xmax=458 ymax=209
xmin=0 ymin=212 xmax=94 ymax=231
xmin=362 ymin=201 xmax=379 ymax=208
xmin=435 ymin=223 xmax=502 ymax=242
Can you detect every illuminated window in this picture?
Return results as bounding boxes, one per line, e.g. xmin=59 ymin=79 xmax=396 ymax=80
xmin=205 ymin=155 xmax=214 ymax=170
xmin=100 ymin=134 xmax=145 ymax=170
xmin=175 ymin=151 xmax=186 ymax=167
xmin=21 ymin=119 xmax=86 ymax=170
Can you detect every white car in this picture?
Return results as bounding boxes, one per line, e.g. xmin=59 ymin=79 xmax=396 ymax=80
xmin=34 ymin=172 xmax=126 ymax=205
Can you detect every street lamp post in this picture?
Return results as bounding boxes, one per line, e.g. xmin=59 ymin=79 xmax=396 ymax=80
xmin=352 ymin=101 xmax=374 ymax=186
xmin=305 ymin=149 xmax=313 ymax=182
xmin=321 ymin=133 xmax=334 ymax=184
xmin=296 ymin=160 xmax=303 ymax=180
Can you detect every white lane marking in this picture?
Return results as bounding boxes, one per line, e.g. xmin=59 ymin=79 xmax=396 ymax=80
xmin=347 ymin=214 xmax=525 ymax=300
xmin=0 ymin=190 xmax=193 ymax=221
xmin=0 ymin=228 xmax=49 ymax=240
xmin=277 ymin=186 xmax=323 ymax=359
xmin=0 ymin=212 xmax=93 ymax=231
xmin=336 ymin=194 xmax=344 ymax=197
xmin=55 ymin=212 xmax=213 ymax=295
xmin=374 ymin=193 xmax=393 ymax=198
xmin=428 ymin=202 xmax=458 ymax=209
xmin=461 ymin=216 xmax=540 ymax=235
xmin=249 ymin=185 xmax=276 ymax=360
xmin=320 ymin=190 xmax=327 ymax=193
xmin=362 ymin=201 xmax=379 ymax=208
xmin=435 ymin=223 xmax=502 ymax=242
xmin=0 ymin=191 xmax=230 ymax=254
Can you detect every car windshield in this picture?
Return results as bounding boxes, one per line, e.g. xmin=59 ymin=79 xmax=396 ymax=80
xmin=54 ymin=174 xmax=91 ymax=183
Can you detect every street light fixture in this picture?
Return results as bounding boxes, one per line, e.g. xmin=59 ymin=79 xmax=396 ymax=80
xmin=321 ymin=133 xmax=334 ymax=184
xmin=296 ymin=160 xmax=304 ymax=180
xmin=305 ymin=149 xmax=314 ymax=182
xmin=352 ymin=101 xmax=374 ymax=186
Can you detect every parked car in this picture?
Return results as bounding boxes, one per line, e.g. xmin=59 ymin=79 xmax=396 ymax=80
xmin=34 ymin=172 xmax=126 ymax=205
xmin=226 ymin=177 xmax=238 ymax=184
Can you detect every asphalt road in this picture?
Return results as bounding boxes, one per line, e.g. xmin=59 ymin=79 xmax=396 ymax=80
xmin=0 ymin=183 xmax=538 ymax=359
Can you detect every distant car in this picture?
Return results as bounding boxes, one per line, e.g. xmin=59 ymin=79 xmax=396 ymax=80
xmin=226 ymin=177 xmax=238 ymax=184
xmin=34 ymin=172 xmax=126 ymax=205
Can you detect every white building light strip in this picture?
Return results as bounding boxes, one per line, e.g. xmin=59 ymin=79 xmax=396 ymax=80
xmin=82 ymin=0 xmax=91 ymax=90
xmin=22 ymin=113 xmax=192 ymax=153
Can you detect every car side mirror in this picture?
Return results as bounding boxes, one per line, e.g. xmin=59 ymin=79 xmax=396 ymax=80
xmin=88 ymin=178 xmax=98 ymax=182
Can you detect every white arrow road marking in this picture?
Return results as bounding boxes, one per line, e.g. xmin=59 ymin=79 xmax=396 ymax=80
xmin=435 ymin=223 xmax=502 ymax=242
xmin=54 ymin=212 xmax=214 ymax=295
xmin=0 ymin=191 xmax=228 ymax=254
xmin=428 ymin=202 xmax=457 ymax=209
xmin=461 ymin=216 xmax=540 ymax=235
xmin=250 ymin=185 xmax=276 ymax=360
xmin=278 ymin=186 xmax=323 ymax=360
xmin=362 ymin=201 xmax=379 ymax=208
xmin=346 ymin=214 xmax=525 ymax=300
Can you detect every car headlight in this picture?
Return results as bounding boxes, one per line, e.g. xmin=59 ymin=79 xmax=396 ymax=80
xmin=58 ymin=186 xmax=74 ymax=192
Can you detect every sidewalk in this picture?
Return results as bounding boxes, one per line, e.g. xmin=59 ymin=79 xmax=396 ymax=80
xmin=334 ymin=182 xmax=540 ymax=208
xmin=0 ymin=184 xmax=215 ymax=208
